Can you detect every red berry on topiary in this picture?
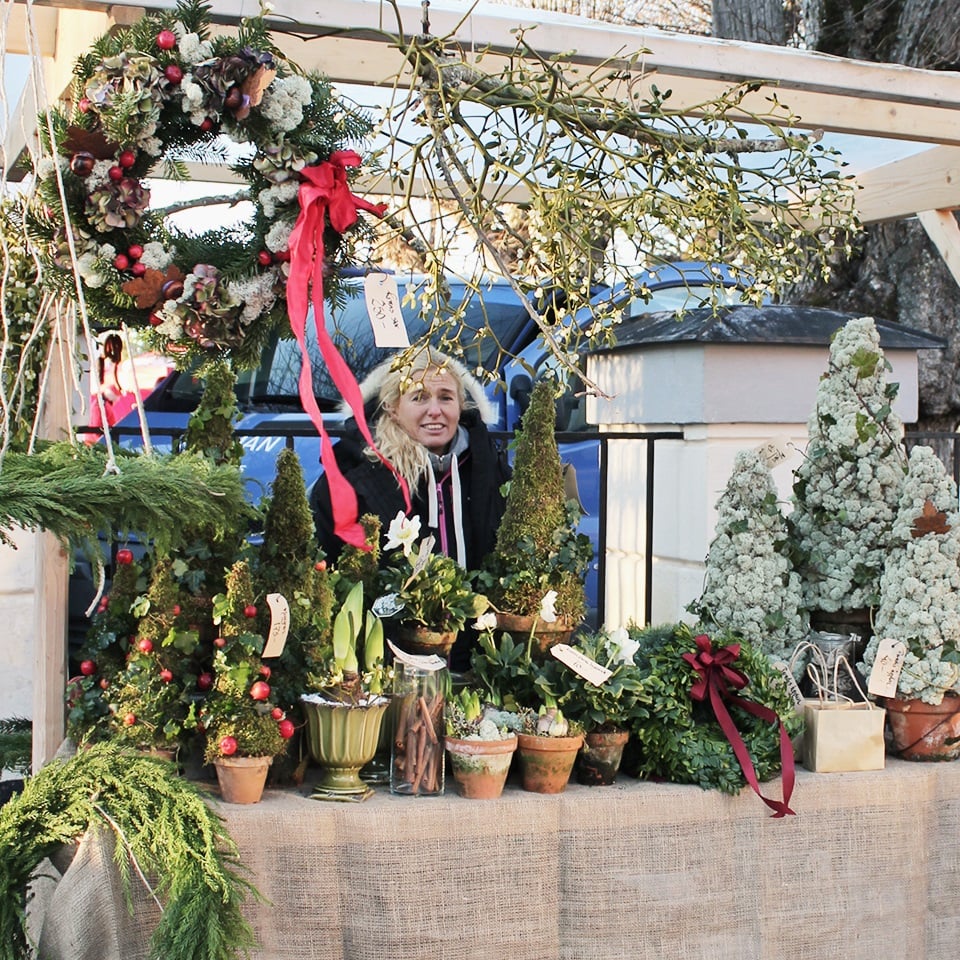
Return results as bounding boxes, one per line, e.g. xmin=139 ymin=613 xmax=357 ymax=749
xmin=127 ymin=244 xmax=144 ymax=261
xmin=271 ymin=707 xmax=284 ymax=720
xmin=164 ymin=64 xmax=183 ymax=84
xmin=257 ymin=250 xmax=272 ymax=267
xmin=172 ymin=604 xmax=182 ymax=616
xmin=278 ymin=719 xmax=295 ymax=739
xmin=99 ymin=677 xmax=110 ymax=690
xmin=138 ymin=637 xmax=153 ymax=654
xmin=314 ymin=560 xmax=327 ymax=571
xmin=197 ymin=671 xmax=214 ymax=691
xmin=243 ymin=604 xmax=258 ymax=619
xmin=160 ymin=668 xmax=173 ymax=683
xmin=113 ymin=254 xmax=130 ymax=271
xmin=78 ymin=97 xmax=92 ymax=114
xmin=200 ymin=118 xmax=214 ymax=132
xmin=118 ymin=150 xmax=136 ymax=168
xmin=273 ymin=249 xmax=291 ymax=262
xmin=213 ymin=636 xmax=226 ymax=648
xmin=80 ymin=659 xmax=97 ymax=676
xmin=108 ymin=166 xmax=124 ymax=182
xmin=123 ymin=713 xmax=137 ymax=726
xmin=116 ymin=548 xmax=134 ymax=565
xmin=131 ymin=262 xmax=147 ymax=278
xmin=156 ymin=29 xmax=177 ymax=50
xmin=249 ymin=680 xmax=270 ymax=701
xmin=219 ymin=736 xmax=238 ymax=756
xmin=259 ymin=665 xmax=271 ymax=680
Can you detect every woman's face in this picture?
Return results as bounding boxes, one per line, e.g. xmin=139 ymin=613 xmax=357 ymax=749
xmin=391 ymin=368 xmax=462 ymax=454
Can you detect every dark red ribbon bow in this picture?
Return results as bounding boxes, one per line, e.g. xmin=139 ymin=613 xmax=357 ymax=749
xmin=683 ymin=634 xmax=796 ymax=818
xmin=286 ymin=150 xmax=410 ymax=549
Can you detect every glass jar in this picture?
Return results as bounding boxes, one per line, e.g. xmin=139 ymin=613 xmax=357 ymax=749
xmin=390 ymin=660 xmax=447 ymax=796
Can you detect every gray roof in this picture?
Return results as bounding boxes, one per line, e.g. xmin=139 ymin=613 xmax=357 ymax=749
xmin=593 ymin=304 xmax=946 ymax=352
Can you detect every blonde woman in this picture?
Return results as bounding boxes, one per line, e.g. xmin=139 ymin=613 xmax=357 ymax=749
xmin=310 ymin=350 xmax=510 ymax=664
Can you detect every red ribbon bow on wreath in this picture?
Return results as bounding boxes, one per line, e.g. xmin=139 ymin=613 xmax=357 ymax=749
xmin=683 ymin=634 xmax=796 ymax=818
xmin=286 ymin=150 xmax=411 ymax=549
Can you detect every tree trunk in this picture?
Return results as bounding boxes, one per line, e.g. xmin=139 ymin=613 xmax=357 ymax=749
xmin=712 ymin=0 xmax=788 ymax=43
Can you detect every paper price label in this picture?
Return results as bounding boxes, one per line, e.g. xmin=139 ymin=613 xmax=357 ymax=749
xmin=364 ymin=273 xmax=409 ymax=348
xmin=867 ymin=637 xmax=907 ymax=698
xmin=756 ymin=439 xmax=788 ymax=469
xmin=402 ymin=535 xmax=435 ymax=590
xmin=772 ymin=659 xmax=805 ymax=713
xmin=550 ymin=643 xmax=613 ymax=686
xmin=261 ymin=593 xmax=290 ymax=659
xmin=372 ymin=593 xmax=405 ymax=618
xmin=387 ymin=639 xmax=447 ymax=672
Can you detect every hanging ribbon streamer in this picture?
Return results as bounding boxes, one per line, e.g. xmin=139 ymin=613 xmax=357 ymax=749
xmin=286 ymin=150 xmax=411 ymax=548
xmin=683 ymin=634 xmax=796 ymax=818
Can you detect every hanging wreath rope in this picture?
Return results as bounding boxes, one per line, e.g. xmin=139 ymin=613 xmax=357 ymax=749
xmin=24 ymin=0 xmax=380 ymax=371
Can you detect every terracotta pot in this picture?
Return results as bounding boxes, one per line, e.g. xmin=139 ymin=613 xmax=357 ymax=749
xmin=301 ymin=696 xmax=389 ymax=795
xmin=884 ymin=694 xmax=960 ymax=761
xmin=516 ymin=731 xmax=584 ymax=793
xmin=397 ymin=624 xmax=458 ymax=658
xmin=213 ymin=755 xmax=272 ymax=804
xmin=494 ymin=612 xmax=574 ymax=658
xmin=576 ymin=728 xmax=629 ymax=786
xmin=446 ymin=735 xmax=517 ymax=799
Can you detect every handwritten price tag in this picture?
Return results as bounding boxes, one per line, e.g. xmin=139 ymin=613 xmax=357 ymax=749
xmin=772 ymin=659 xmax=805 ymax=712
xmin=756 ymin=439 xmax=788 ymax=469
xmin=402 ymin=535 xmax=435 ymax=590
xmin=550 ymin=643 xmax=613 ymax=686
xmin=387 ymin=639 xmax=447 ymax=672
xmin=364 ymin=273 xmax=409 ymax=348
xmin=261 ymin=593 xmax=290 ymax=658
xmin=867 ymin=637 xmax=907 ymax=698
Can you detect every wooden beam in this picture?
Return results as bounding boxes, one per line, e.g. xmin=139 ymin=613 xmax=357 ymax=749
xmin=918 ymin=209 xmax=960 ymax=289
xmin=855 ymin=146 xmax=960 ymax=224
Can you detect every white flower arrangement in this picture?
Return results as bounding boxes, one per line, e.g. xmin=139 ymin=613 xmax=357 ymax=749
xmin=790 ymin=317 xmax=906 ymax=612
xmin=690 ymin=448 xmax=808 ymax=668
xmin=860 ymin=445 xmax=960 ymax=704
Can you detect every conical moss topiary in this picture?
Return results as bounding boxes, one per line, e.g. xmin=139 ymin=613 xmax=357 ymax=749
xmin=482 ymin=380 xmax=591 ymax=624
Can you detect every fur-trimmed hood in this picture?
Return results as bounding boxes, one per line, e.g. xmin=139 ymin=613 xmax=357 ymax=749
xmin=346 ymin=353 xmax=498 ymax=426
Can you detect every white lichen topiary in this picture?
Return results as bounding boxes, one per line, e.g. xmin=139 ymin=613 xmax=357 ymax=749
xmin=860 ymin=445 xmax=960 ymax=704
xmin=690 ymin=448 xmax=808 ymax=669
xmin=790 ymin=317 xmax=907 ymax=612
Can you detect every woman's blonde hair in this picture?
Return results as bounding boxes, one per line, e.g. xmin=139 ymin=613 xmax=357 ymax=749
xmin=368 ymin=350 xmax=476 ymax=490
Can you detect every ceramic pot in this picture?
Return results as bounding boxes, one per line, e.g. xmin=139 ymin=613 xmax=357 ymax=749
xmin=396 ymin=624 xmax=458 ymax=658
xmin=213 ymin=755 xmax=272 ymax=804
xmin=576 ymin=728 xmax=629 ymax=786
xmin=884 ymin=694 xmax=960 ymax=761
xmin=301 ymin=696 xmax=389 ymax=795
xmin=446 ymin=735 xmax=517 ymax=799
xmin=516 ymin=731 xmax=584 ymax=793
xmin=494 ymin=612 xmax=574 ymax=658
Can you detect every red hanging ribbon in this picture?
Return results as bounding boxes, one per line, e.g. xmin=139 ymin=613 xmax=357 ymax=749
xmin=286 ymin=150 xmax=411 ymax=549
xmin=683 ymin=634 xmax=796 ymax=818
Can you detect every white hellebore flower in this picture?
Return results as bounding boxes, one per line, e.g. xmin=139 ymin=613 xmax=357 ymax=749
xmin=473 ymin=611 xmax=498 ymax=632
xmin=539 ymin=590 xmax=558 ymax=623
xmin=385 ymin=511 xmax=421 ymax=556
xmin=606 ymin=627 xmax=640 ymax=666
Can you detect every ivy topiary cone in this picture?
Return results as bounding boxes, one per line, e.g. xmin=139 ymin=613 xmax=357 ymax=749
xmin=496 ymin=380 xmax=566 ymax=555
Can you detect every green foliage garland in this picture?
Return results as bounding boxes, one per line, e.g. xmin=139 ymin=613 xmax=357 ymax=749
xmin=0 ymin=743 xmax=258 ymax=960
xmin=626 ymin=623 xmax=802 ymax=795
xmin=0 ymin=441 xmax=255 ymax=553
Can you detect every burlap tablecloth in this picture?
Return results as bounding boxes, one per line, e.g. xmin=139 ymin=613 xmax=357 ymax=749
xmin=31 ymin=759 xmax=960 ymax=959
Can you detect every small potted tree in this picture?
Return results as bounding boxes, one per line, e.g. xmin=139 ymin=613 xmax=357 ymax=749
xmin=859 ymin=445 xmax=960 ymax=760
xmin=479 ymin=379 xmax=592 ymax=655
xmin=203 ymin=560 xmax=294 ymax=803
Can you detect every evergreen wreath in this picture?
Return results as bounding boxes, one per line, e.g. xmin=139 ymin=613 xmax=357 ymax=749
xmin=626 ymin=623 xmax=801 ymax=795
xmin=0 ymin=743 xmax=258 ymax=960
xmin=27 ymin=0 xmax=378 ymax=369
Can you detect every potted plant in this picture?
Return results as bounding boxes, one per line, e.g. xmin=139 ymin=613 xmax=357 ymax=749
xmin=479 ymin=379 xmax=592 ymax=655
xmin=859 ymin=445 xmax=960 ymax=760
xmin=789 ymin=316 xmax=907 ymax=642
xmin=378 ymin=512 xmax=489 ymax=658
xmin=203 ymin=560 xmax=293 ymax=804
xmin=515 ymin=697 xmax=585 ymax=794
xmin=300 ymin=525 xmax=391 ymax=797
xmin=444 ymin=688 xmax=521 ymax=799
xmin=689 ymin=448 xmax=809 ymax=675
xmin=540 ymin=627 xmax=646 ymax=785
